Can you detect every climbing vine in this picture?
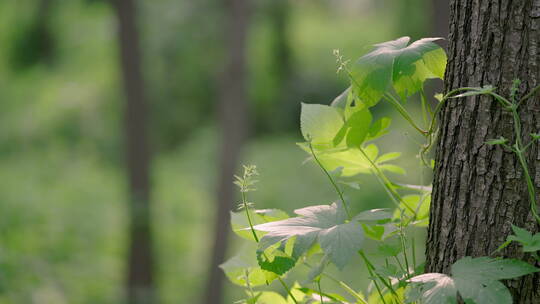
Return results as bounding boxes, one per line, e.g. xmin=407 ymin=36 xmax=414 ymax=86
xmin=220 ymin=37 xmax=540 ymax=304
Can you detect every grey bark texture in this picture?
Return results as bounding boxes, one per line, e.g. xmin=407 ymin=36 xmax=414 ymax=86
xmin=202 ymin=0 xmax=250 ymax=303
xmin=114 ymin=0 xmax=155 ymax=303
xmin=426 ymin=0 xmax=540 ymax=303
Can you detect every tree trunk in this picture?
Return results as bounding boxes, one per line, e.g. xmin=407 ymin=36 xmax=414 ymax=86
xmin=114 ymin=0 xmax=155 ymax=303
xmin=426 ymin=1 xmax=540 ymax=302
xmin=267 ymin=0 xmax=293 ymax=132
xmin=202 ymin=0 xmax=250 ymax=303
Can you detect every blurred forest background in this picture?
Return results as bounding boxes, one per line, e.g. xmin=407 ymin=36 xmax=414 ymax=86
xmin=0 ymin=0 xmax=447 ymax=303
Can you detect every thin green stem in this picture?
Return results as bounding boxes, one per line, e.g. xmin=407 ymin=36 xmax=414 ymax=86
xmin=277 ymin=277 xmax=299 ymax=304
xmin=317 ymin=279 xmax=324 ymax=304
xmin=392 ymin=256 xmax=406 ymax=274
xmin=398 ymin=229 xmax=411 ymax=279
xmin=358 ymin=251 xmax=388 ymax=304
xmin=242 ymin=192 xmax=260 ymax=243
xmin=518 ymin=84 xmax=540 ymax=105
xmin=358 ymin=147 xmax=416 ymax=215
xmin=240 ymin=183 xmax=299 ymax=304
xmin=522 ymin=139 xmax=537 ymax=152
xmin=383 ymin=93 xmax=427 ymax=135
xmin=303 ymin=263 xmax=369 ymax=304
xmin=411 ymin=237 xmax=417 ymax=272
xmin=420 ymin=89 xmax=430 ymax=127
xmin=309 ymin=142 xmax=352 ymax=219
xmin=244 ymin=270 xmax=255 ymax=300
xmin=509 ymin=106 xmax=540 ymax=225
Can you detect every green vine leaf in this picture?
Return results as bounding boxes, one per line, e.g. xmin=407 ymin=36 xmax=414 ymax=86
xmin=297 ymin=287 xmax=349 ymax=303
xmin=231 ymin=209 xmax=289 ymax=241
xmin=331 ymin=107 xmax=373 ymax=148
xmin=353 ymin=208 xmax=392 ymax=222
xmin=408 ymin=257 xmax=540 ymax=304
xmin=253 ymin=202 xmax=364 ymax=269
xmin=393 ymin=194 xmax=431 ymax=227
xmin=300 ymin=103 xmax=344 ymax=148
xmin=366 ymin=117 xmax=392 ymax=141
xmin=350 ymin=37 xmax=446 ymax=105
xmin=407 ymin=273 xmax=457 ymax=304
xmin=256 ymin=241 xmax=297 ymax=275
xmin=220 ymin=243 xmax=279 ymax=287
xmin=506 ymin=225 xmax=540 ymax=252
xmin=301 ymin=143 xmax=404 ymax=177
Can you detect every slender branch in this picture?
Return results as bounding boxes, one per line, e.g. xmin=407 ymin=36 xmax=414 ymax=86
xmin=244 ymin=270 xmax=255 ymax=300
xmin=359 ymin=251 xmax=387 ymax=304
xmin=277 ymin=277 xmax=299 ymax=304
xmin=308 ymin=141 xmax=352 ymax=219
xmin=357 ymin=147 xmax=416 ymax=215
xmin=383 ymin=93 xmax=428 ymax=135
xmin=303 ymin=263 xmax=369 ymax=304
xmin=238 ymin=172 xmax=299 ymax=304
xmin=317 ymin=279 xmax=324 ymax=304
xmin=519 ymin=84 xmax=540 ymax=105
xmin=242 ymin=191 xmax=259 ymax=242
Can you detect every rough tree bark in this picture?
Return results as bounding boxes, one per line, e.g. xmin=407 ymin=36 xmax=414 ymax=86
xmin=114 ymin=0 xmax=155 ymax=303
xmin=202 ymin=0 xmax=250 ymax=303
xmin=427 ymin=1 xmax=540 ymax=302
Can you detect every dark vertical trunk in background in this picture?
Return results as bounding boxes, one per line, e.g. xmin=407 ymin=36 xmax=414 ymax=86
xmin=427 ymin=1 xmax=540 ymax=302
xmin=114 ymin=0 xmax=155 ymax=303
xmin=10 ymin=0 xmax=56 ymax=69
xmin=203 ymin=0 xmax=250 ymax=303
xmin=267 ymin=0 xmax=293 ymax=132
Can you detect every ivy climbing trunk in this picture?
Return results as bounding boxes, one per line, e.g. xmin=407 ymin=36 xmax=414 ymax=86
xmin=114 ymin=0 xmax=155 ymax=303
xmin=202 ymin=0 xmax=250 ymax=303
xmin=427 ymin=1 xmax=540 ymax=302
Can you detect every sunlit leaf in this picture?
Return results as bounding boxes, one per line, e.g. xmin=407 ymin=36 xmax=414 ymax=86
xmin=408 ymin=273 xmax=457 ymax=304
xmin=253 ymin=202 xmax=364 ymax=269
xmin=231 ymin=209 xmax=289 ymax=241
xmin=350 ymin=37 xmax=446 ymax=105
xmin=350 ymin=37 xmax=410 ymax=106
xmin=407 ymin=257 xmax=539 ymax=304
xmin=220 ymin=243 xmax=278 ymax=287
xmin=366 ymin=117 xmax=392 ymax=141
xmin=506 ymin=225 xmax=540 ymax=252
xmin=300 ymin=103 xmax=344 ymax=148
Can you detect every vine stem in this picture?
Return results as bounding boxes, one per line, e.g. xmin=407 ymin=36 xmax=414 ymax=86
xmin=518 ymin=84 xmax=540 ymax=105
xmin=358 ymin=250 xmax=399 ymax=304
xmin=242 ymin=191 xmax=260 ymax=242
xmin=430 ymin=86 xmax=540 ymax=224
xmin=244 ymin=270 xmax=255 ymax=300
xmin=308 ymin=141 xmax=352 ymax=220
xmin=357 ymin=147 xmax=416 ymax=215
xmin=383 ymin=93 xmax=428 ymax=135
xmin=239 ymin=179 xmax=299 ymax=304
xmin=509 ymin=105 xmax=540 ymax=225
xmin=317 ymin=279 xmax=324 ymax=304
xmin=303 ymin=262 xmax=369 ymax=304
xmin=359 ymin=254 xmax=387 ymax=304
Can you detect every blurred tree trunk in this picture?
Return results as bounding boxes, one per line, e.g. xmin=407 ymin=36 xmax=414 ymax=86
xmin=427 ymin=1 xmax=540 ymax=302
xmin=202 ymin=0 xmax=250 ymax=304
xmin=114 ymin=0 xmax=155 ymax=303
xmin=10 ymin=0 xmax=55 ymax=69
xmin=267 ymin=0 xmax=293 ymax=132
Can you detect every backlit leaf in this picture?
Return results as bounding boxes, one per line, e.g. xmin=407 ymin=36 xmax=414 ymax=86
xmin=253 ymin=202 xmax=364 ymax=269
